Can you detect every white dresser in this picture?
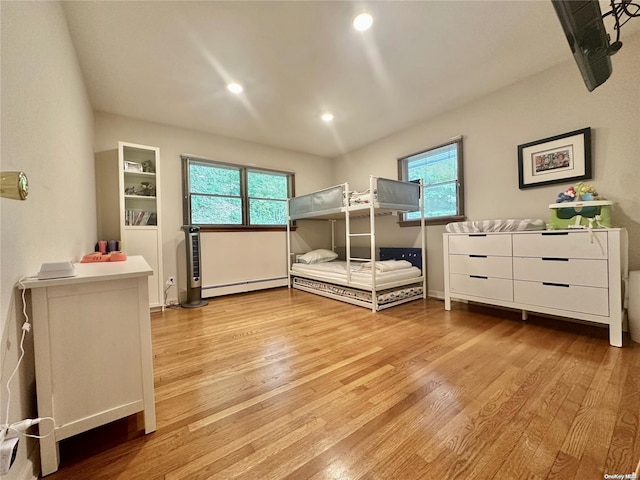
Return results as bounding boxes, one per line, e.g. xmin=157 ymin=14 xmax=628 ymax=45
xmin=443 ymin=229 xmax=628 ymax=347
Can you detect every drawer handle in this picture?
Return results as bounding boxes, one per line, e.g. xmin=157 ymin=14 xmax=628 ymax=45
xmin=468 ymin=234 xmax=487 ymax=237
xmin=541 ymin=257 xmax=569 ymax=262
xmin=542 ymin=282 xmax=570 ymax=288
xmin=541 ymin=232 xmax=569 ymax=236
xmin=469 ymin=254 xmax=487 ymax=258
xmin=470 ymin=275 xmax=488 ymax=280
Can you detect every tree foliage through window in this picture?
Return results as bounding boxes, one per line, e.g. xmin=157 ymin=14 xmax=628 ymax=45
xmin=398 ymin=137 xmax=464 ymax=225
xmin=184 ymin=158 xmax=293 ymax=228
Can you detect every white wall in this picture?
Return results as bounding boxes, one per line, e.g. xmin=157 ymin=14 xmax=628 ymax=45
xmin=0 ymin=1 xmax=95 ymax=477
xmin=94 ymin=113 xmax=334 ymax=303
xmin=332 ymin=32 xmax=640 ymax=298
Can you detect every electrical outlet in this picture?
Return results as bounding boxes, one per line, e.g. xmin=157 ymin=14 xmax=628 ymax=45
xmin=0 ymin=436 xmax=19 ymax=474
xmin=166 ymin=276 xmax=175 ymax=286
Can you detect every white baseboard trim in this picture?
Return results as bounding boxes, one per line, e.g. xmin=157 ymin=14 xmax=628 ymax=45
xmin=428 ymin=289 xmax=445 ymax=300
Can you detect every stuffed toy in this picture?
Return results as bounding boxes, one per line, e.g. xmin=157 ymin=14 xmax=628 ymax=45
xmin=556 ymin=186 xmax=576 ymax=203
xmin=574 ymin=182 xmax=602 ymax=201
xmin=556 ymin=183 xmax=602 ymax=202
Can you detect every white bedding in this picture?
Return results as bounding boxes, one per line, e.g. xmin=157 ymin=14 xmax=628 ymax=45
xmin=291 ymin=260 xmax=421 ymax=286
xmin=360 ymin=259 xmax=413 ymax=272
xmin=348 ymin=189 xmax=376 ymax=205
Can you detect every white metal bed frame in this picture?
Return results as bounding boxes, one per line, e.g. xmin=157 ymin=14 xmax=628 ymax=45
xmin=286 ymin=176 xmax=426 ymax=311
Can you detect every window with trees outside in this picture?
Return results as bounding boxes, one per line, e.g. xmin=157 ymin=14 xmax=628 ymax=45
xmin=397 ymin=137 xmax=464 ymax=226
xmin=182 ymin=156 xmax=294 ymax=230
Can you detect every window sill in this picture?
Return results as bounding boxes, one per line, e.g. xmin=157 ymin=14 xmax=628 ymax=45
xmin=398 ymin=215 xmax=466 ymax=227
xmin=197 ymin=225 xmax=295 ymax=233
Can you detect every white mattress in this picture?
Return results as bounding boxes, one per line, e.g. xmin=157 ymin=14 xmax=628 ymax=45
xmin=291 ymin=260 xmax=421 ymax=286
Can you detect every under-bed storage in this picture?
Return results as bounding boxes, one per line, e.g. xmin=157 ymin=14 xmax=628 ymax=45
xmin=444 ymin=229 xmax=628 ymax=347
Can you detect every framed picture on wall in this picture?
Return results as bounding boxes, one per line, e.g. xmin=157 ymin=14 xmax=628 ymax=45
xmin=517 ymin=127 xmax=591 ymax=189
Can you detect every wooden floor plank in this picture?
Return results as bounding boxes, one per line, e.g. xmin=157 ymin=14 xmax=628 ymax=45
xmin=44 ymin=288 xmax=640 ymax=479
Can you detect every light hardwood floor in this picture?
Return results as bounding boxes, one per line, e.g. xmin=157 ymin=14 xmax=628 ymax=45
xmin=46 ymin=288 xmax=640 ymax=479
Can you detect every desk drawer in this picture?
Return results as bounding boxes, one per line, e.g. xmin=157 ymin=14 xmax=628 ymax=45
xmin=450 ymin=274 xmax=513 ymax=302
xmin=449 ymin=254 xmax=512 ymax=279
xmin=513 ymin=280 xmax=609 ymax=316
xmin=448 ymin=234 xmax=512 ymax=256
xmin=512 ymin=231 xmax=608 ymax=259
xmin=513 ymin=257 xmax=608 ymax=288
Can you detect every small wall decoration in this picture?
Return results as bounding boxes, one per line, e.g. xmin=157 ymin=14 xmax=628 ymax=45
xmin=517 ymin=127 xmax=591 ymax=189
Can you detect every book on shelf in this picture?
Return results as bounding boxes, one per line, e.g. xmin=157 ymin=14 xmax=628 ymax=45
xmin=125 ymin=209 xmax=157 ymax=226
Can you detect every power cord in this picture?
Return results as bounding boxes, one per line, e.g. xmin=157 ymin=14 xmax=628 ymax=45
xmin=0 ymin=277 xmax=56 ymax=473
xmin=3 ymin=278 xmax=31 ymax=431
xmin=604 ymin=0 xmax=640 ymax=51
xmin=163 ymin=281 xmax=180 ymax=309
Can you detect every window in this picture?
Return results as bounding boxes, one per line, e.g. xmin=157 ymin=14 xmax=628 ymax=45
xmin=397 ymin=137 xmax=464 ymax=226
xmin=182 ymin=156 xmax=294 ymax=229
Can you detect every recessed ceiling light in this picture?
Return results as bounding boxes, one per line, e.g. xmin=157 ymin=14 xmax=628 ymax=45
xmin=227 ymin=82 xmax=243 ymax=94
xmin=353 ymin=13 xmax=373 ymax=32
xmin=321 ymin=113 xmax=334 ymax=123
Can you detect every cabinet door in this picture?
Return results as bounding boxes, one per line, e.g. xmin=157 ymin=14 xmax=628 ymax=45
xmin=123 ymin=229 xmax=161 ymax=308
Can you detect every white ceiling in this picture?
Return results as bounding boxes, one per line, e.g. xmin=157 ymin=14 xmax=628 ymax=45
xmin=61 ymin=1 xmax=628 ymax=158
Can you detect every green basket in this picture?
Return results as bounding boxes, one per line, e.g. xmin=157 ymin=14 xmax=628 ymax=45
xmin=549 ymin=200 xmax=612 ymax=229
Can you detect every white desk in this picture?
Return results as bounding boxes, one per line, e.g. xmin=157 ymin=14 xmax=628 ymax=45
xmin=20 ymin=256 xmax=156 ymax=476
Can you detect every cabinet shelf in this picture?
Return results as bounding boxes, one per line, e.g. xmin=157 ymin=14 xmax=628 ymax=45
xmin=124 ymin=172 xmax=156 ymax=181
xmin=125 ymin=195 xmax=157 ymax=200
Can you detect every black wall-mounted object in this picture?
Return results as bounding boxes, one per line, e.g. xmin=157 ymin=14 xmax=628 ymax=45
xmin=552 ymin=0 xmax=614 ymax=91
xmin=181 ymin=225 xmax=208 ymax=308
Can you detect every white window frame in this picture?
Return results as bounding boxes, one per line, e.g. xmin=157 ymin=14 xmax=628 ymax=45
xmin=397 ymin=137 xmax=465 ymax=226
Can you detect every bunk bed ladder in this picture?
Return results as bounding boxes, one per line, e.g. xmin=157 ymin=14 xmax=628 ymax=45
xmin=345 ymin=177 xmax=378 ymax=312
xmin=345 ymin=181 xmax=352 ymax=285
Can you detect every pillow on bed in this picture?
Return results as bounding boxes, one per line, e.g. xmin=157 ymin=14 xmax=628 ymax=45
xmin=297 ymin=249 xmax=338 ymax=264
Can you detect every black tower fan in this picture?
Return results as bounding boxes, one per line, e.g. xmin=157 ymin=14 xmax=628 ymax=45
xmin=181 ymin=225 xmax=208 ymax=308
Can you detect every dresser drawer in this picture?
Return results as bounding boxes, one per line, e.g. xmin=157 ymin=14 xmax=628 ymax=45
xmin=448 ymin=234 xmax=512 ymax=256
xmin=449 ymin=254 xmax=512 ymax=279
xmin=512 ymin=231 xmax=608 ymax=259
xmin=513 ymin=257 xmax=608 ymax=288
xmin=449 ymin=274 xmax=513 ymax=302
xmin=513 ymin=280 xmax=609 ymax=317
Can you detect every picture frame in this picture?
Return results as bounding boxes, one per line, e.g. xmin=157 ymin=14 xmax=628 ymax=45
xmin=517 ymin=127 xmax=591 ymax=189
xmin=123 ymin=161 xmax=143 ymax=173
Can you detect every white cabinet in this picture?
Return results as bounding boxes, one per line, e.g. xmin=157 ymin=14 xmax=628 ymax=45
xmin=443 ymin=229 xmax=628 ymax=347
xmin=19 ymin=256 xmax=156 ymax=475
xmin=96 ymin=142 xmax=164 ymax=310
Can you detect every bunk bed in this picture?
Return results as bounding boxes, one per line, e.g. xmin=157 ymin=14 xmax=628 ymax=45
xmin=286 ymin=176 xmax=426 ymax=311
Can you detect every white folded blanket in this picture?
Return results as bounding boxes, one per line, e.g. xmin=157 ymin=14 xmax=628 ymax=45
xmin=359 ymin=259 xmax=413 ymax=272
